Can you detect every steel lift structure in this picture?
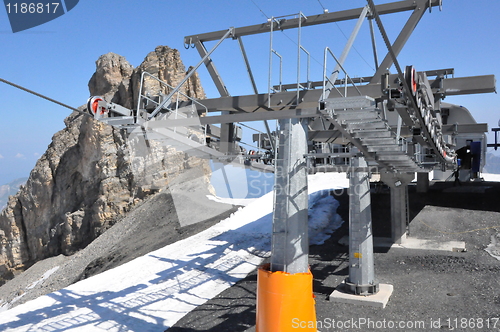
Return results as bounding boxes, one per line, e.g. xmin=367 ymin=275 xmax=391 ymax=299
xmin=487 ymin=119 xmax=500 ymax=151
xmin=85 ymin=0 xmax=495 ymax=329
xmin=2 ymin=0 xmax=496 ymax=330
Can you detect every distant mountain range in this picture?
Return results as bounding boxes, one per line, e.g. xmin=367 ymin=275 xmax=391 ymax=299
xmin=484 ymin=153 xmax=500 ymax=174
xmin=0 ymin=178 xmax=28 ymax=210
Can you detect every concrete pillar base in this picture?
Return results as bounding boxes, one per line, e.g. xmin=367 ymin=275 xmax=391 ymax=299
xmin=329 ymin=283 xmax=393 ymax=308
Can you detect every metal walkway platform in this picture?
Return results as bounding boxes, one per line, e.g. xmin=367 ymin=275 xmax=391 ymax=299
xmin=322 ymin=96 xmax=428 ymax=173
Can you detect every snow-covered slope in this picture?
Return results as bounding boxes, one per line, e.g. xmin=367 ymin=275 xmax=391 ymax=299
xmin=483 ymin=173 xmax=500 ymax=182
xmin=0 ymin=173 xmax=349 ymax=332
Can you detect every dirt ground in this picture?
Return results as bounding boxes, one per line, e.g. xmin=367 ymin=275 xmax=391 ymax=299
xmin=2 ymin=177 xmax=499 ymax=331
xmin=169 ymin=180 xmax=500 ymax=331
xmin=0 ymin=166 xmax=239 ymax=310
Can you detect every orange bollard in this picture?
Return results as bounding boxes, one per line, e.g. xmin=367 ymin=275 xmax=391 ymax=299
xmin=256 ymin=263 xmax=317 ymax=331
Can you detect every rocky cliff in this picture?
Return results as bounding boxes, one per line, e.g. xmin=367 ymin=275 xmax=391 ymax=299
xmin=0 ymin=46 xmax=207 ymax=284
xmin=88 ymin=45 xmax=205 ymax=109
xmin=0 ymin=178 xmax=27 ymax=210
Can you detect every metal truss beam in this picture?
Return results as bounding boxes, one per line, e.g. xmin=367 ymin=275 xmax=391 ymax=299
xmin=309 ymin=165 xmax=380 ymax=173
xmin=363 ymin=123 xmax=489 ymax=137
xmin=149 ymin=28 xmax=233 ymax=120
xmin=442 ymin=123 xmax=488 ymax=134
xmin=322 ymin=5 xmax=369 ymax=100
xmin=277 ymin=68 xmax=454 ymax=91
xmin=308 ymin=130 xmax=348 ymax=144
xmin=174 ymin=75 xmax=495 ymax=115
xmin=184 ymin=0 xmax=442 ymax=44
xmin=145 ymin=108 xmax=321 ymax=129
xmin=194 ymin=40 xmax=230 ymax=97
xmin=369 ymin=0 xmax=432 ymax=84
xmin=441 ymin=75 xmax=497 ymax=96
xmin=193 ymin=35 xmax=234 ymax=153
xmin=236 ymin=36 xmax=276 ymax=152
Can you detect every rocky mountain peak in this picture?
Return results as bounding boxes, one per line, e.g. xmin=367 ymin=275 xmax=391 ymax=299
xmin=0 ymin=46 xmax=209 ymax=285
xmin=88 ymin=52 xmax=134 ymax=108
xmin=88 ymin=45 xmax=205 ymax=110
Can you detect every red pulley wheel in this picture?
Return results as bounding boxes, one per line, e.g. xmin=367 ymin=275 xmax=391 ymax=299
xmin=405 ymin=65 xmax=418 ymax=96
xmin=86 ymin=96 xmax=106 ymax=116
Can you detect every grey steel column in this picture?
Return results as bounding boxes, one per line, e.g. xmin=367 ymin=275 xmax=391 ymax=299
xmin=270 ymin=118 xmax=309 ymax=274
xmin=416 ymin=172 xmax=429 ymax=193
xmin=381 ymin=171 xmax=414 ymax=244
xmin=390 ymin=186 xmax=408 ymax=244
xmin=346 ymin=154 xmax=378 ymax=295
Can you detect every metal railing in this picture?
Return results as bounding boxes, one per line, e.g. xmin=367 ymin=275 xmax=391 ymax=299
xmin=322 ymin=47 xmax=362 ymax=100
xmin=298 ymin=45 xmax=311 ymax=90
xmin=237 ymin=122 xmax=270 ymax=152
xmin=267 ymin=12 xmax=310 ymax=107
xmin=148 ymin=27 xmax=234 ymax=119
xmin=268 ymin=16 xmax=283 ymax=103
xmin=137 ymin=71 xmax=209 ymax=145
xmin=295 ymin=12 xmax=310 ymax=101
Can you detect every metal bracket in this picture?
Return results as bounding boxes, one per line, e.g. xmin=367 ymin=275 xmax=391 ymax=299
xmin=344 ymin=279 xmax=380 ymax=295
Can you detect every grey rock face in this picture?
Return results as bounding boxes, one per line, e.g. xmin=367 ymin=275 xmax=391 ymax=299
xmin=88 ymin=46 xmax=206 ymax=110
xmin=88 ymin=53 xmax=134 ymax=108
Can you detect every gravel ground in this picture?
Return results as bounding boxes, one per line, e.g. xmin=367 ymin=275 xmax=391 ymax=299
xmin=0 ymin=166 xmax=238 ymax=310
xmin=2 ymin=178 xmax=499 ymax=331
xmin=169 ymin=180 xmax=500 ymax=332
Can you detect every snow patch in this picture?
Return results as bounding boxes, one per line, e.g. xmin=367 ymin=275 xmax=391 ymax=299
xmin=206 ymin=195 xmax=258 ymax=206
xmin=0 ymin=173 xmax=349 ymax=331
xmin=485 ymin=233 xmax=500 ymax=261
xmin=482 ymin=173 xmax=500 ymax=182
xmin=309 ymin=194 xmax=344 ymax=245
xmin=27 ymin=266 xmax=60 ymax=290
xmin=1 ymin=266 xmax=61 ymax=313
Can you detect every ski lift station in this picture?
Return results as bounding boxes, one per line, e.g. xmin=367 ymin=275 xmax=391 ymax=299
xmin=1 ymin=0 xmax=497 ymax=330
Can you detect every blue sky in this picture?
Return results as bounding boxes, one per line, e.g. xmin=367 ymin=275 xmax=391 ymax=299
xmin=0 ymin=0 xmax=499 ymax=185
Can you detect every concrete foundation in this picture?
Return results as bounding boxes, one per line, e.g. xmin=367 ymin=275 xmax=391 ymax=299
xmin=339 ymin=236 xmax=466 ymax=252
xmin=374 ymin=237 xmax=466 ymax=252
xmin=329 ymin=283 xmax=393 ymax=308
xmin=338 ymin=235 xmax=467 ymax=252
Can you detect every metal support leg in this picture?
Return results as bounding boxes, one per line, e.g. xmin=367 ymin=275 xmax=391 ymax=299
xmin=219 ymin=119 xmax=237 ymax=154
xmin=380 ymin=172 xmax=414 ymax=244
xmin=271 ymin=118 xmax=309 ymax=274
xmin=390 ymin=185 xmax=408 ymax=244
xmin=345 ymin=155 xmax=378 ymax=295
xmin=257 ymin=119 xmax=315 ymax=332
xmin=416 ymin=172 xmax=429 ymax=193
